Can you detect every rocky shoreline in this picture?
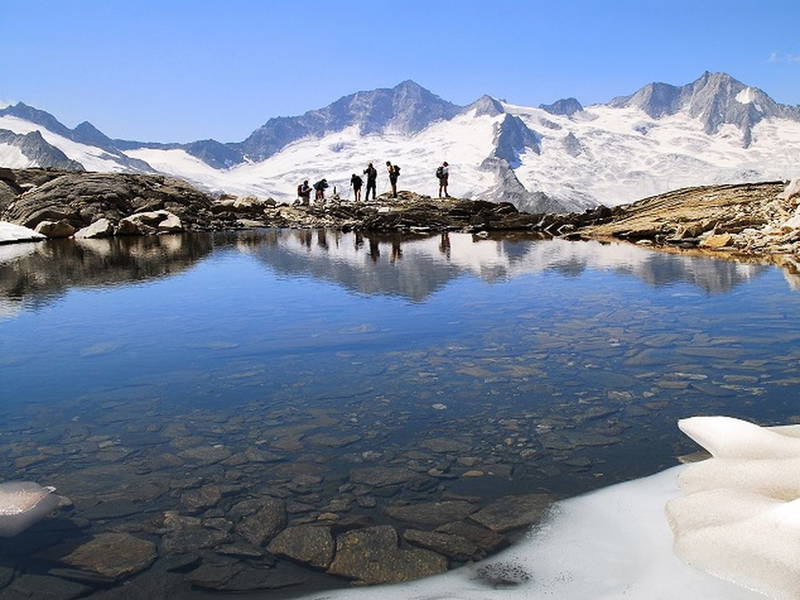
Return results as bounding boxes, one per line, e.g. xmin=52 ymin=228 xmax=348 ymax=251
xmin=3 ymin=169 xmax=799 ymax=269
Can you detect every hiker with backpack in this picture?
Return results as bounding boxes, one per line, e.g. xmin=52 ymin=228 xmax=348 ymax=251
xmin=363 ymin=163 xmax=377 ymax=201
xmin=313 ymin=178 xmax=329 ymax=204
xmin=297 ymin=180 xmax=312 ymax=205
xmin=350 ymin=173 xmax=363 ymax=202
xmin=436 ymin=161 xmax=449 ymax=198
xmin=386 ymin=161 xmax=400 ymax=198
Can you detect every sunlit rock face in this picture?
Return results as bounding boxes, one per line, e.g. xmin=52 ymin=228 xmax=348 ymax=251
xmin=0 ymin=481 xmax=60 ymax=537
xmin=668 ymin=417 xmax=800 ymax=599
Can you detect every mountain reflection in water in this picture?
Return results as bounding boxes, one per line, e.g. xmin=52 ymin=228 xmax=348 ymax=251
xmin=0 ymin=229 xmax=791 ymax=318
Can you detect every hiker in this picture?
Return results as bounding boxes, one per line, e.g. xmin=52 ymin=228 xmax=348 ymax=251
xmin=350 ymin=173 xmax=363 ymax=202
xmin=297 ymin=180 xmax=312 ymax=205
xmin=386 ymin=161 xmax=400 ymax=198
xmin=363 ymin=163 xmax=377 ymax=201
xmin=313 ymin=178 xmax=329 ymax=203
xmin=436 ymin=161 xmax=449 ymax=198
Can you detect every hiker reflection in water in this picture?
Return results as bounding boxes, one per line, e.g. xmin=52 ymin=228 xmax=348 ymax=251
xmin=439 ymin=232 xmax=451 ymax=259
xmin=391 ymin=239 xmax=402 ymax=263
xmin=368 ymin=237 xmax=380 ymax=263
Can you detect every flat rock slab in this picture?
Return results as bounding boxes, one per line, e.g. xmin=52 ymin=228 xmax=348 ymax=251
xmin=5 ymin=574 xmax=91 ymax=600
xmin=349 ymin=466 xmax=417 ymax=487
xmin=177 ymin=445 xmax=232 ymax=466
xmin=327 ymin=525 xmax=446 ymax=584
xmin=419 ymin=438 xmax=472 ymax=453
xmin=267 ymin=525 xmax=334 ymax=568
xmin=402 ymin=528 xmax=479 ymax=560
xmin=435 ymin=520 xmax=508 ymax=553
xmin=470 ymin=493 xmax=554 ymax=533
xmin=385 ymin=500 xmax=477 ymax=526
xmin=59 ymin=533 xmax=157 ymax=580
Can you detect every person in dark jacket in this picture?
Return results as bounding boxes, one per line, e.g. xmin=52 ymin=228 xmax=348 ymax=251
xmin=436 ymin=161 xmax=449 ymax=198
xmin=350 ymin=173 xmax=363 ymax=202
xmin=313 ymin=178 xmax=329 ymax=203
xmin=297 ymin=180 xmax=312 ymax=205
xmin=386 ymin=161 xmax=399 ymax=198
xmin=363 ymin=163 xmax=377 ymax=201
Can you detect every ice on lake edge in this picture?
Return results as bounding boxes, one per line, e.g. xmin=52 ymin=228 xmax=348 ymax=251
xmin=300 ymin=417 xmax=797 ymax=600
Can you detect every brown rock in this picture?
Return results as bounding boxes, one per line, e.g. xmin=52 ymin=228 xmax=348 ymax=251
xmin=327 ymin=525 xmax=447 ymax=584
xmin=266 ymin=525 xmax=334 ymax=568
xmin=59 ymin=533 xmax=157 ymax=580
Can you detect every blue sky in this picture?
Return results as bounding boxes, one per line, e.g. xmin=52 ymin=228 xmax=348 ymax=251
xmin=1 ymin=0 xmax=798 ymax=142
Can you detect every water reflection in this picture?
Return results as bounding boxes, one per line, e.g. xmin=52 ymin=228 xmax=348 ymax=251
xmin=0 ymin=231 xmax=782 ymax=315
xmin=0 ymin=235 xmax=213 ymax=318
xmin=252 ymin=230 xmax=770 ymax=301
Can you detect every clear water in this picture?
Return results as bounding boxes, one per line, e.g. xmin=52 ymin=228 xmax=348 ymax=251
xmin=1 ymin=230 xmax=800 ymax=597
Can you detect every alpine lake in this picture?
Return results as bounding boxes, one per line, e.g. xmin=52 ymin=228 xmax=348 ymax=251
xmin=2 ymin=229 xmax=800 ymax=599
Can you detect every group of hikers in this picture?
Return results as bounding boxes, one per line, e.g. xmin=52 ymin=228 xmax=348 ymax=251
xmin=296 ymin=161 xmax=450 ymax=206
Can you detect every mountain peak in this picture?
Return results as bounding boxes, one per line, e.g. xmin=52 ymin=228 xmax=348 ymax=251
xmin=238 ymin=81 xmax=461 ymax=161
xmin=607 ymin=71 xmax=800 ymax=146
xmin=470 ymin=95 xmax=505 ymax=117
xmin=539 ymin=97 xmax=584 ymax=117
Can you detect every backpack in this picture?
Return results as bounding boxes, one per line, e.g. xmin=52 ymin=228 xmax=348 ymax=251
xmin=297 ymin=184 xmax=303 ymax=195
xmin=393 ymin=165 xmax=400 ymax=175
xmin=436 ymin=166 xmax=444 ymax=179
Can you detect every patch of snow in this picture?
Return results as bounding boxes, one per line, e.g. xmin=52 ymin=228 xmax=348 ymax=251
xmin=0 ymin=143 xmax=35 ymax=169
xmin=735 ymin=87 xmax=757 ymax=105
xmin=0 ymin=115 xmax=129 ymax=172
xmin=0 ymin=222 xmax=45 ymax=245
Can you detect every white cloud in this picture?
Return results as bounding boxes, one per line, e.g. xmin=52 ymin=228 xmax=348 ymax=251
xmin=0 ymin=99 xmax=14 ymax=108
xmin=767 ymin=52 xmax=800 ymax=63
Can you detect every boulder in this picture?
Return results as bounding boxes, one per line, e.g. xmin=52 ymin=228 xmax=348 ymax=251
xmin=327 ymin=525 xmax=446 ymax=584
xmin=58 ymin=533 xmax=157 ymax=581
xmin=118 ymin=210 xmax=183 ymax=235
xmin=34 ymin=219 xmax=75 ymax=238
xmin=700 ymin=233 xmax=733 ymax=249
xmin=75 ymin=218 xmax=114 ymax=239
xmin=266 ymin=525 xmax=334 ymax=568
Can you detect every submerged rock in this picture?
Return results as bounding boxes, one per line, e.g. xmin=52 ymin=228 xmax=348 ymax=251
xmin=470 ymin=493 xmax=554 ymax=533
xmin=327 ymin=525 xmax=447 ymax=584
xmin=59 ymin=532 xmax=157 ymax=580
xmin=384 ymin=500 xmax=478 ymax=527
xmin=266 ymin=525 xmax=334 ymax=568
xmin=0 ymin=481 xmax=61 ymax=537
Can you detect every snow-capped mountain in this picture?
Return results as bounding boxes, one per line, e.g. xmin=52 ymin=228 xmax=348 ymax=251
xmin=2 ymin=72 xmax=799 ymax=212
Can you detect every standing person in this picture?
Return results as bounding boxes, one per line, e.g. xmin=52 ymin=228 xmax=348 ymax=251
xmin=297 ymin=180 xmax=312 ymax=206
xmin=363 ymin=163 xmax=377 ymax=201
xmin=313 ymin=178 xmax=328 ymax=204
xmin=436 ymin=161 xmax=449 ymax=198
xmin=350 ymin=173 xmax=363 ymax=202
xmin=386 ymin=161 xmax=400 ymax=198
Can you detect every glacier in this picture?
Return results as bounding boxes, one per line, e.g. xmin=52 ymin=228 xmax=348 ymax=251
xmin=1 ymin=72 xmax=800 ymax=213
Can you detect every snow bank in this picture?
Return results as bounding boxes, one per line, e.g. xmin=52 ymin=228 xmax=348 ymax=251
xmin=297 ymin=457 xmax=758 ymax=599
xmin=0 ymin=221 xmax=45 ymax=245
xmin=668 ymin=417 xmax=800 ymax=599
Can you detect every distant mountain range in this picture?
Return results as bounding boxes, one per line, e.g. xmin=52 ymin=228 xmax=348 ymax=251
xmin=1 ymin=72 xmax=799 ymax=212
